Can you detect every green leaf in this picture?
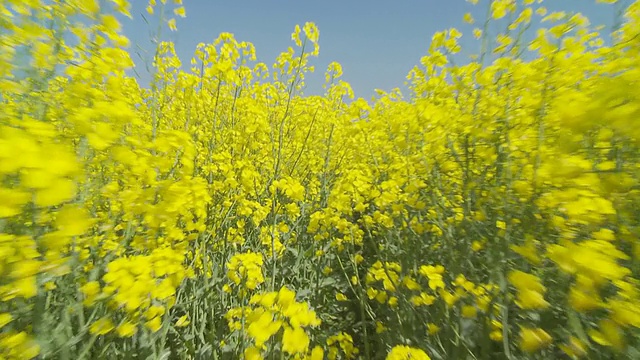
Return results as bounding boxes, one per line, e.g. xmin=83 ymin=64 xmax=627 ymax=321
xmin=567 ymin=310 xmax=589 ymax=345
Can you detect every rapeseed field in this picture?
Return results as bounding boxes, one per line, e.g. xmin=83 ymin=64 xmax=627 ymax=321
xmin=1 ymin=0 xmax=640 ymax=359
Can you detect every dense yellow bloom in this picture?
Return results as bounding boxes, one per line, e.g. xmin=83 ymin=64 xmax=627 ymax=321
xmin=228 ymin=287 xmax=319 ymax=353
xmin=508 ymin=270 xmax=549 ymax=310
xmin=418 ymin=265 xmax=445 ymax=290
xmin=490 ymin=330 xmax=503 ymax=342
xmin=244 ymin=347 xmax=263 ymax=360
xmin=386 ymin=345 xmax=431 ymax=360
xmin=589 ymin=319 xmax=625 ymax=350
xmin=90 ymin=317 xmax=115 ymax=335
xmin=568 ymin=285 xmax=601 ymax=312
xmin=462 ymin=305 xmax=477 ymax=318
xmin=510 ymin=236 xmax=541 ymax=265
xmin=116 ymin=322 xmax=137 ymax=337
xmin=519 ymin=327 xmax=552 ymax=353
xmin=226 ymin=251 xmax=265 ymax=290
xmin=307 ymin=346 xmax=324 ymax=360
xmin=327 ymin=332 xmax=359 ymax=359
xmin=0 ymin=331 xmax=40 ymax=359
xmin=282 ymin=326 xmax=310 ymax=355
xmin=80 ymin=281 xmax=101 ymax=306
xmin=144 ymin=316 xmax=163 ymax=333
xmin=368 ymin=261 xmax=402 ymax=291
xmin=0 ymin=313 xmax=12 ymax=329
xmin=491 ymin=0 xmax=515 ymax=19
xmin=1 ymin=0 xmax=640 ymax=359
xmin=247 ymin=310 xmax=282 ymax=346
xmin=559 ymin=336 xmax=588 ymax=358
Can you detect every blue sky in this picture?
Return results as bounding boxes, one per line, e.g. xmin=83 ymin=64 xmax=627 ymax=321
xmin=120 ymin=0 xmax=625 ymax=99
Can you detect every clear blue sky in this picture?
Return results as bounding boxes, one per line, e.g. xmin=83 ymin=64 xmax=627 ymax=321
xmin=120 ymin=0 xmax=624 ymax=99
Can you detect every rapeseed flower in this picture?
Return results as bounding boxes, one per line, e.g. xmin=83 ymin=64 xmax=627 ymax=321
xmin=519 ymin=327 xmax=552 ymax=353
xmin=2 ymin=0 xmax=640 ymax=358
xmin=386 ymin=345 xmax=430 ymax=360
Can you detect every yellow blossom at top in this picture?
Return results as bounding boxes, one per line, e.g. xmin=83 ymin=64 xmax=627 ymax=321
xmin=386 ymin=345 xmax=431 ymax=360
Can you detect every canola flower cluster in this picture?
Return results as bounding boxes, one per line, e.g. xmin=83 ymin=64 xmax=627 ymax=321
xmin=1 ymin=0 xmax=640 ymax=359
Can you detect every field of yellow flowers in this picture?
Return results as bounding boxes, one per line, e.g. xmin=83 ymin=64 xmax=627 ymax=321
xmin=1 ymin=0 xmax=640 ymax=359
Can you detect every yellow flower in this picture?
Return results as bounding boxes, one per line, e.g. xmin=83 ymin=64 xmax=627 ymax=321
xmin=462 ymin=305 xmax=477 ymax=318
xmin=167 ymin=18 xmax=177 ymax=31
xmin=176 ymin=315 xmax=190 ymax=327
xmin=44 ymin=281 xmax=57 ymax=291
xmin=101 ymin=14 xmax=121 ymax=32
xmin=471 ymin=241 xmax=484 ymax=252
xmin=336 ymin=292 xmax=348 ymax=301
xmin=386 ymin=345 xmax=431 ymax=360
xmin=247 ymin=311 xmax=282 ymax=347
xmin=81 ymin=281 xmax=101 ymax=297
xmin=508 ymin=270 xmax=549 ymax=309
xmin=440 ymin=290 xmax=458 ymax=307
xmin=116 ymin=322 xmax=137 ymax=337
xmin=490 ymin=330 xmax=503 ymax=342
xmin=419 ymin=265 xmax=445 ymax=290
xmin=609 ymin=299 xmax=640 ymax=328
xmin=244 ymin=347 xmax=263 ymax=360
xmin=0 ymin=313 xmax=13 ymax=328
xmin=410 ymin=292 xmax=436 ymax=307
xmin=491 ymin=0 xmax=514 ymax=19
xmin=510 ymin=239 xmax=542 ymax=265
xmin=519 ymin=327 xmax=552 ymax=353
xmin=226 ymin=251 xmax=265 ymax=290
xmin=0 ymin=331 xmax=40 ymax=359
xmin=90 ymin=317 xmax=115 ymax=335
xmin=0 ymin=188 xmax=30 ymax=217
xmin=277 ymin=286 xmax=297 ymax=309
xmin=145 ymin=316 xmax=163 ymax=333
xmin=174 ymin=6 xmax=186 ymax=18
xmin=516 ymin=289 xmax=550 ymax=310
xmin=308 ymin=346 xmax=324 ymax=360
xmin=568 ymin=286 xmax=601 ymax=312
xmin=145 ymin=305 xmax=166 ymax=320
xmin=559 ymin=336 xmax=587 ymax=358
xmin=282 ymin=326 xmax=310 ymax=355
xmin=427 ymin=323 xmax=440 ymax=335
xmin=35 ymin=178 xmax=76 ymax=207
xmin=399 ymin=277 xmax=417 ymax=291
xmin=589 ymin=319 xmax=624 ymax=350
